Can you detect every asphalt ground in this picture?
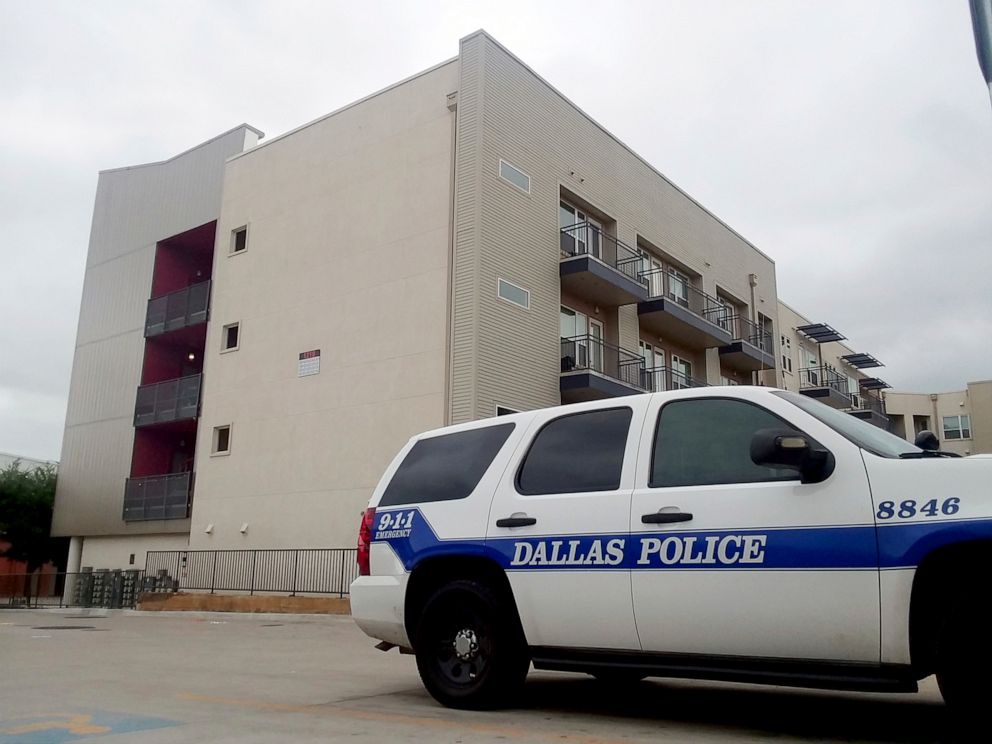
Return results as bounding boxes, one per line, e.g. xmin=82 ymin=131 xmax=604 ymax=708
xmin=0 ymin=608 xmax=954 ymax=743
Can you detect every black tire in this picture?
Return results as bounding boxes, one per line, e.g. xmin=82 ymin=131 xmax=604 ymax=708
xmin=414 ymin=578 xmax=529 ymax=709
xmin=936 ymin=591 xmax=992 ymax=718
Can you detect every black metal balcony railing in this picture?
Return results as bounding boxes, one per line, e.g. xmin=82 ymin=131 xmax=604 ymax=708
xmin=726 ymin=314 xmax=773 ymax=353
xmin=560 ymin=334 xmax=645 ymax=389
xmin=852 ymin=390 xmax=886 ymax=416
xmin=123 ymin=472 xmax=192 ymax=521
xmin=641 ymin=366 xmax=709 ymax=392
xmin=799 ymin=366 xmax=850 ymax=397
xmin=639 ymin=268 xmax=725 ymax=324
xmin=134 ymin=374 xmax=202 ymax=427
xmin=560 ymin=223 xmax=646 ymax=285
xmin=145 ymin=280 xmax=211 ymax=337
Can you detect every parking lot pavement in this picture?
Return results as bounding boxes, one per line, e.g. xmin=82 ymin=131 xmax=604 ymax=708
xmin=0 ymin=608 xmax=950 ymax=743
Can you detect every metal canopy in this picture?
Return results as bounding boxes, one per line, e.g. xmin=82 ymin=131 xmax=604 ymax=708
xmin=859 ymin=377 xmax=891 ymax=390
xmin=796 ymin=323 xmax=846 ymax=344
xmin=840 ymin=352 xmax=883 ymax=369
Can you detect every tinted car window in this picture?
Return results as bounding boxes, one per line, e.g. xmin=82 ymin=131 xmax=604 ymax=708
xmin=517 ymin=408 xmax=632 ymax=495
xmin=651 ymin=398 xmax=800 ymax=488
xmin=380 ymin=423 xmax=515 ymax=506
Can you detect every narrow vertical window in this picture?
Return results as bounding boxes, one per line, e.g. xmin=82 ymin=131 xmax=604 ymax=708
xmin=221 ymin=322 xmax=240 ymax=352
xmin=231 ymin=226 xmax=248 ymax=254
xmin=212 ymin=425 xmax=232 ymax=455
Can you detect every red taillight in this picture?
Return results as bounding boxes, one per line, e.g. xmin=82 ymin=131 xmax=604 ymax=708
xmin=357 ymin=507 xmax=376 ymax=576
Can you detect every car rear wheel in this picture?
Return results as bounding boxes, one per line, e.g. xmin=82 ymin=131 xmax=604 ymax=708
xmin=414 ymin=579 xmax=529 ymax=710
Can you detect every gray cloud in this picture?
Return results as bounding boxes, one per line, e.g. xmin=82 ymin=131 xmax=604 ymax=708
xmin=1 ymin=0 xmax=989 ymax=459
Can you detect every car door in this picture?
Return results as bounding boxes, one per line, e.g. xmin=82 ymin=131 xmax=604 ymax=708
xmin=486 ymin=399 xmax=647 ymax=651
xmin=629 ymin=391 xmax=880 ymax=662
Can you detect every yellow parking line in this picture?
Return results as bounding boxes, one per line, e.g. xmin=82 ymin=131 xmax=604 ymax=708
xmin=177 ymin=692 xmax=628 ymax=744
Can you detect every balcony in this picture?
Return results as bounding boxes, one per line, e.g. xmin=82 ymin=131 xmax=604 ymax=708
xmin=134 ymin=374 xmax=202 ymax=428
xmin=560 ymin=334 xmax=647 ymax=402
xmin=559 ymin=224 xmax=649 ymax=307
xmin=637 ymin=270 xmax=733 ymax=350
xmin=145 ymin=280 xmax=211 ymax=337
xmin=719 ymin=315 xmax=775 ymax=372
xmin=848 ymin=389 xmax=889 ymax=429
xmin=123 ymin=472 xmax=192 ymax=521
xmin=799 ymin=366 xmax=852 ymax=409
xmin=641 ymin=366 xmax=709 ymax=393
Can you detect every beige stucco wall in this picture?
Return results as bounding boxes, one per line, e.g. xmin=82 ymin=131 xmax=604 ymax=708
xmin=448 ymin=32 xmax=778 ymax=420
xmin=52 ymin=126 xmax=260 ymax=538
xmin=189 ymin=62 xmax=459 ymax=550
xmin=883 ymin=383 xmax=991 ymax=455
xmin=79 ymin=533 xmax=191 ymax=571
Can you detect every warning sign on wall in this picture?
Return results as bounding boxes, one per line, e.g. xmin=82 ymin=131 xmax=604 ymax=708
xmin=298 ymin=349 xmax=320 ymax=377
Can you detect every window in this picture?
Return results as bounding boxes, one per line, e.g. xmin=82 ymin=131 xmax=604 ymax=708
xmin=212 ymin=425 xmax=231 ymax=455
xmin=667 ymin=268 xmax=690 ymax=306
xmin=943 ymin=415 xmax=971 ymax=440
xmin=517 ymin=408 xmax=632 ymax=495
xmin=671 ymin=356 xmax=692 ymax=389
xmin=498 ymin=159 xmax=530 ymax=193
xmin=781 ymin=336 xmax=793 ymax=373
xmin=231 ymin=226 xmax=248 ymax=254
xmin=221 ymin=322 xmax=240 ymax=352
xmin=651 ymin=398 xmax=802 ymax=488
xmin=380 ymin=423 xmax=515 ymax=506
xmin=720 ymin=375 xmax=740 ymax=386
xmin=497 ymin=278 xmax=530 ymax=309
xmin=558 ymin=201 xmax=602 ymax=259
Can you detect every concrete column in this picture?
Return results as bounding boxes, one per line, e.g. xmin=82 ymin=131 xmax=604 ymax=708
xmin=62 ymin=536 xmax=83 ymax=605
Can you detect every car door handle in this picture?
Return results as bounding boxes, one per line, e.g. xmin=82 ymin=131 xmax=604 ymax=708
xmin=641 ymin=511 xmax=694 ymax=524
xmin=496 ymin=516 xmax=537 ymax=528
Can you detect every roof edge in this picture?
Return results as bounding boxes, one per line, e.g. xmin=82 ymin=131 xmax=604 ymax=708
xmin=461 ymin=29 xmax=776 ymax=265
xmin=98 ymin=123 xmax=265 ymax=174
xmin=226 ymin=56 xmax=459 ymax=163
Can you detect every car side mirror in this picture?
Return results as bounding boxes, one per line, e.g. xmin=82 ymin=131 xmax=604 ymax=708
xmin=750 ymin=428 xmax=835 ymax=484
xmin=914 ymin=430 xmax=939 ymax=451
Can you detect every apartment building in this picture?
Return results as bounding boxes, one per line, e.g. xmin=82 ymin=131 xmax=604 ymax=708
xmin=53 ymin=31 xmax=780 ymax=569
xmin=883 ymin=381 xmax=992 ymax=455
xmin=770 ymin=301 xmax=891 ymax=430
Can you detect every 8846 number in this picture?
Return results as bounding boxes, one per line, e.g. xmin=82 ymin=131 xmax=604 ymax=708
xmin=876 ymin=497 xmax=960 ymax=520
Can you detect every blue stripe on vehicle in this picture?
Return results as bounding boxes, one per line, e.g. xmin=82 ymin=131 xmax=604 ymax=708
xmin=372 ymin=509 xmax=992 ymax=572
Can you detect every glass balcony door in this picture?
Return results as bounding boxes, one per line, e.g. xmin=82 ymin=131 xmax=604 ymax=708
xmin=559 ymin=202 xmax=602 ymax=259
xmin=671 ymin=355 xmax=693 ymax=389
xmin=640 ymin=341 xmax=665 ymax=391
xmin=560 ymin=306 xmax=603 ymax=373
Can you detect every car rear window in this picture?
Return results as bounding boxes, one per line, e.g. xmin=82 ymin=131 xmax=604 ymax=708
xmin=379 ymin=423 xmax=515 ymax=506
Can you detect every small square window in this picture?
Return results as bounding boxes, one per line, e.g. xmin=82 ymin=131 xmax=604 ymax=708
xmin=497 ymin=278 xmax=530 ymax=309
xmin=221 ymin=322 xmax=240 ymax=352
xmin=498 ymin=159 xmax=530 ymax=193
xmin=231 ymin=226 xmax=248 ymax=254
xmin=212 ymin=425 xmax=231 ymax=455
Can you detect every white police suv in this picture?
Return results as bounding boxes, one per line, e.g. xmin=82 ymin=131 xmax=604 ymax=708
xmin=351 ymin=386 xmax=991 ymax=714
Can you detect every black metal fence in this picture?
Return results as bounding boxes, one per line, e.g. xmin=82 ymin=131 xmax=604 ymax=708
xmin=1 ymin=570 xmax=145 ymax=609
xmin=639 ymin=267 xmax=726 ymax=324
xmin=729 ymin=315 xmax=774 ymax=353
xmin=641 ymin=365 xmax=709 ymax=392
xmin=800 ymin=366 xmax=852 ymax=398
xmin=144 ymin=548 xmax=359 ymax=597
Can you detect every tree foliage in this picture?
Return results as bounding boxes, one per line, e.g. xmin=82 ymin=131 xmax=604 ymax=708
xmin=0 ymin=461 xmax=67 ymax=572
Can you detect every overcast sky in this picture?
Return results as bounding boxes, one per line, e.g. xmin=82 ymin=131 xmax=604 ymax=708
xmin=1 ymin=0 xmax=990 ymax=461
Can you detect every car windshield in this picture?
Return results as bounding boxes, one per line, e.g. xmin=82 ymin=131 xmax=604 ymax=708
xmin=773 ymin=390 xmax=922 ymax=459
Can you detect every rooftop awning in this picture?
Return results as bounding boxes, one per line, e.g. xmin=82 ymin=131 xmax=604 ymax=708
xmin=859 ymin=377 xmax=891 ymax=390
xmin=841 ymin=353 xmax=883 ymax=369
xmin=796 ymin=323 xmax=846 ymax=344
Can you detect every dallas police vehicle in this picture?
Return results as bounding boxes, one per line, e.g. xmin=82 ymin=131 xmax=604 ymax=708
xmin=351 ymin=386 xmax=991 ymax=715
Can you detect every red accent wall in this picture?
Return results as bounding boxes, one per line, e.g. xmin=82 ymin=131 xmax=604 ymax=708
xmin=150 ymin=221 xmax=216 ymax=297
